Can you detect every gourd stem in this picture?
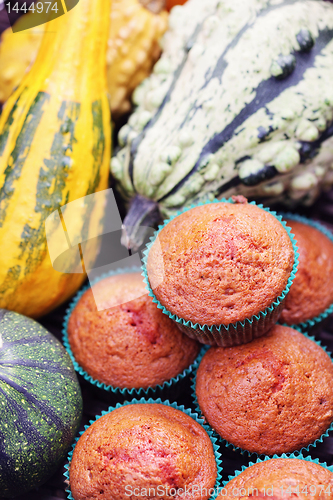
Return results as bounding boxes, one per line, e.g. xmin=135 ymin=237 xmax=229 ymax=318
xmin=139 ymin=0 xmax=166 ymax=14
xmin=121 ymin=194 xmax=161 ymax=251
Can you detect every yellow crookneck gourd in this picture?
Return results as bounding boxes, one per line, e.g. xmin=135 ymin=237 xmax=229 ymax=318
xmin=108 ymin=0 xmax=168 ymax=117
xmin=0 ymin=0 xmax=168 ymax=118
xmin=0 ymin=0 xmax=111 ymax=317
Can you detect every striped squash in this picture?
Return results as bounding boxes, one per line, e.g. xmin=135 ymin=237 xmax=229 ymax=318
xmin=111 ymin=0 xmax=333 ymax=250
xmin=0 ymin=0 xmax=168 ymax=118
xmin=0 ymin=0 xmax=111 ymax=317
xmin=0 ymin=309 xmax=82 ymax=497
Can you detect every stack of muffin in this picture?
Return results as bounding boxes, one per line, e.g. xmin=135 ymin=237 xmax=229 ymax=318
xmin=144 ymin=197 xmax=333 ymax=457
xmin=64 ymin=197 xmax=333 ymax=500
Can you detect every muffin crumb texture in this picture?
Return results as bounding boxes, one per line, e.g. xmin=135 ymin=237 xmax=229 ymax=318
xmin=196 ymin=325 xmax=333 ymax=455
xmin=67 ymin=273 xmax=200 ymax=389
xmin=217 ymin=458 xmax=333 ymax=500
xmin=69 ymin=403 xmax=217 ymax=500
xmin=280 ymin=220 xmax=333 ymax=325
xmin=147 ymin=202 xmax=294 ymax=326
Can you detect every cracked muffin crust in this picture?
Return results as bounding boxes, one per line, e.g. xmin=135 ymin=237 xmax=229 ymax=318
xmin=195 ymin=325 xmax=333 ymax=455
xmin=217 ymin=458 xmax=333 ymax=500
xmin=146 ymin=201 xmax=294 ymax=326
xmin=69 ymin=403 xmax=217 ymax=500
xmin=67 ymin=273 xmax=200 ymax=389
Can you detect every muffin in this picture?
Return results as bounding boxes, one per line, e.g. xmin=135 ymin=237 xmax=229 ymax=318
xmin=144 ymin=199 xmax=296 ymax=346
xmin=195 ymin=324 xmax=333 ymax=455
xmin=66 ymin=272 xmax=200 ymax=390
xmin=280 ymin=217 xmax=333 ymax=326
xmin=69 ymin=403 xmax=218 ymax=500
xmin=218 ymin=458 xmax=333 ymax=500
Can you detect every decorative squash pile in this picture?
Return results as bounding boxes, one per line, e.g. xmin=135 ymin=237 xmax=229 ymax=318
xmin=0 ymin=0 xmax=168 ymax=118
xmin=112 ymin=0 xmax=333 ymax=250
xmin=0 ymin=0 xmax=333 ymax=498
xmin=0 ymin=0 xmax=333 ymax=310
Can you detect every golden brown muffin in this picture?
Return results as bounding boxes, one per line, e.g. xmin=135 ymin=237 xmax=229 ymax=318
xmin=147 ymin=201 xmax=294 ymax=326
xmin=218 ymin=458 xmax=333 ymax=500
xmin=280 ymin=219 xmax=333 ymax=325
xmin=69 ymin=403 xmax=217 ymax=500
xmin=67 ymin=272 xmax=200 ymax=389
xmin=196 ymin=325 xmax=333 ymax=455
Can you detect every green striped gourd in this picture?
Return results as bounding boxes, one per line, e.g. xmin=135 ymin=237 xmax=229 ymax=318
xmin=0 ymin=309 xmax=82 ymax=497
xmin=111 ymin=0 xmax=333 ymax=250
xmin=0 ymin=0 xmax=111 ymax=317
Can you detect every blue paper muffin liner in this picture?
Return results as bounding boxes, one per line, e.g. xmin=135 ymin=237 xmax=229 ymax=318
xmin=221 ymin=453 xmax=333 ymax=491
xmin=277 ymin=212 xmax=333 ymax=331
xmin=62 ymin=266 xmax=204 ymax=398
xmin=141 ymin=198 xmax=299 ymax=347
xmin=191 ymin=328 xmax=333 ymax=458
xmin=64 ymin=398 xmax=223 ymax=500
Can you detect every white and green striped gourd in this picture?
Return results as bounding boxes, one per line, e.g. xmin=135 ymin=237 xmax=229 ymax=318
xmin=111 ymin=0 xmax=333 ymax=249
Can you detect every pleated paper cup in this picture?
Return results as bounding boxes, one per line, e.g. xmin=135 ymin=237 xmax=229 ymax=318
xmin=64 ymin=398 xmax=223 ymax=500
xmin=219 ymin=454 xmax=333 ymax=499
xmin=278 ymin=212 xmax=333 ymax=331
xmin=191 ymin=328 xmax=333 ymax=458
xmin=63 ymin=267 xmax=204 ymax=403
xmin=142 ymin=198 xmax=299 ymax=347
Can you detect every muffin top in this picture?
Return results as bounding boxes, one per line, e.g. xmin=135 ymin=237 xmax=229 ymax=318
xmin=67 ymin=273 xmax=200 ymax=389
xmin=69 ymin=403 xmax=217 ymax=500
xmin=217 ymin=458 xmax=333 ymax=500
xmin=280 ymin=219 xmax=333 ymax=325
xmin=147 ymin=201 xmax=294 ymax=326
xmin=195 ymin=324 xmax=333 ymax=455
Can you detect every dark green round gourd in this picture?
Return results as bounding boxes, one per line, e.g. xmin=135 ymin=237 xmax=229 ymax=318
xmin=0 ymin=309 xmax=82 ymax=498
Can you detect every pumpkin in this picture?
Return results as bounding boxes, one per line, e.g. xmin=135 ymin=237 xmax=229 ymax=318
xmin=0 ymin=0 xmax=168 ymax=119
xmin=0 ymin=308 xmax=82 ymax=497
xmin=111 ymin=0 xmax=333 ymax=250
xmin=165 ymin=0 xmax=188 ymax=11
xmin=0 ymin=0 xmax=111 ymax=317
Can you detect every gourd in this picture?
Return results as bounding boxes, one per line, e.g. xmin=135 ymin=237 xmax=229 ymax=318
xmin=0 ymin=309 xmax=82 ymax=497
xmin=0 ymin=0 xmax=111 ymax=317
xmin=0 ymin=0 xmax=168 ymax=118
xmin=111 ymin=0 xmax=333 ymax=250
xmin=0 ymin=14 xmax=48 ymax=104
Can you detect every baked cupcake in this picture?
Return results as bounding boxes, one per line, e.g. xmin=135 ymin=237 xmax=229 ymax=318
xmin=143 ymin=198 xmax=297 ymax=346
xmin=67 ymin=402 xmax=219 ymax=500
xmin=219 ymin=456 xmax=333 ymax=500
xmin=279 ymin=215 xmax=333 ymax=327
xmin=65 ymin=271 xmax=201 ymax=393
xmin=195 ymin=324 xmax=333 ymax=455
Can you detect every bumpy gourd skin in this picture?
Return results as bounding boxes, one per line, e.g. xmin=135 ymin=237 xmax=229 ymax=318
xmin=112 ymin=0 xmax=333 ymax=250
xmin=196 ymin=325 xmax=333 ymax=455
xmin=0 ymin=0 xmax=168 ymax=118
xmin=69 ymin=404 xmax=217 ymax=500
xmin=0 ymin=0 xmax=111 ymax=317
xmin=217 ymin=459 xmax=333 ymax=500
xmin=280 ymin=220 xmax=333 ymax=325
xmin=107 ymin=0 xmax=168 ymax=118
